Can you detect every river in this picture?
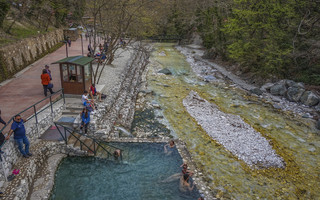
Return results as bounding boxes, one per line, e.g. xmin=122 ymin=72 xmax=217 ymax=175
xmin=143 ymin=43 xmax=320 ymax=199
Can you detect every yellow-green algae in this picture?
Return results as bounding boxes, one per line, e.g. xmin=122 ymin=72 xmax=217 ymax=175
xmin=146 ymin=43 xmax=320 ymax=199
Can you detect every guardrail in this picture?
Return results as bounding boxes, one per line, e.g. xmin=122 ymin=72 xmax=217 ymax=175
xmin=0 ymin=89 xmax=65 ymax=149
xmin=54 ymin=123 xmax=120 ymax=159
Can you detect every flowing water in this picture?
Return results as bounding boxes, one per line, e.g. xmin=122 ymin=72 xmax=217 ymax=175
xmin=51 ymin=143 xmax=200 ymax=200
xmin=147 ymin=43 xmax=320 ymax=199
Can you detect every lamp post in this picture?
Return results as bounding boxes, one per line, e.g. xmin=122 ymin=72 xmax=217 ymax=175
xmin=80 ymin=33 xmax=84 ymax=56
xmin=61 ymin=40 xmax=68 ymax=57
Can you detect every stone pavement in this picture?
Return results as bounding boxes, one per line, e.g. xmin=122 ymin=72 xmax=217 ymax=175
xmin=0 ymin=35 xmax=90 ymax=131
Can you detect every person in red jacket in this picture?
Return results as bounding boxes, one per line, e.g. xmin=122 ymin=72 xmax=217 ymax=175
xmin=41 ymin=69 xmax=53 ymax=96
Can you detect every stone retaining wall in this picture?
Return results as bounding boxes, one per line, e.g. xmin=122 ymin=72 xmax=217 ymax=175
xmin=0 ymin=29 xmax=64 ymax=82
xmin=0 ymin=99 xmax=64 ymax=188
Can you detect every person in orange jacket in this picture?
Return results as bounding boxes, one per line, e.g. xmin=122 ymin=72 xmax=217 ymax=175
xmin=41 ymin=69 xmax=53 ymax=97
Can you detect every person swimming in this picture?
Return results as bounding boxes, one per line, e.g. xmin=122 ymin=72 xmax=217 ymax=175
xmin=179 ymin=173 xmax=195 ymax=192
xmin=114 ymin=149 xmax=122 ymax=160
xmin=164 ymin=140 xmax=175 ymax=155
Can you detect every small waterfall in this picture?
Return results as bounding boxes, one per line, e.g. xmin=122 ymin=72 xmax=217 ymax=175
xmin=115 ymin=126 xmax=134 ymax=137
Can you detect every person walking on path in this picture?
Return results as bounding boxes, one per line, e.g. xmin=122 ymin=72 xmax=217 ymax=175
xmin=41 ymin=69 xmax=53 ymax=97
xmin=80 ymin=107 xmax=90 ymax=134
xmin=6 ymin=115 xmax=32 ymax=158
xmin=45 ymin=65 xmax=52 ymax=80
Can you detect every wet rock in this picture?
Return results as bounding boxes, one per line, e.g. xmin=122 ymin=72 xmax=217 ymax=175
xmin=286 ymin=87 xmax=305 ymax=102
xmin=292 ymin=82 xmax=305 ymax=89
xmin=202 ymin=48 xmax=217 ymax=59
xmin=270 ymin=83 xmax=287 ymax=96
xmin=203 ymin=75 xmax=216 ymax=82
xmin=316 ymin=120 xmax=320 ymax=130
xmin=159 ymin=51 xmax=166 ymax=56
xmin=260 ymin=83 xmax=274 ymax=92
xmin=158 ymin=68 xmax=172 ymax=75
xmin=300 ymin=91 xmax=320 ymax=106
xmin=273 ymin=104 xmax=282 ymax=109
xmin=302 ymin=113 xmax=312 ymax=118
xmin=315 ymin=103 xmax=320 ymax=112
xmin=285 ymin=80 xmax=296 ymax=88
xmin=250 ymin=87 xmax=263 ymax=96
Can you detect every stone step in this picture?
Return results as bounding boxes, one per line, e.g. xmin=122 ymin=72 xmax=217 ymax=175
xmin=65 ymin=107 xmax=84 ymax=111
xmin=62 ymin=110 xmax=81 ymax=115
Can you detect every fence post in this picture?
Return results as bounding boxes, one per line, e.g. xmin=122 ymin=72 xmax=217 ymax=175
xmin=33 ymin=105 xmax=38 ymax=124
xmin=62 ymin=89 xmax=65 ymax=104
xmin=64 ymin=128 xmax=67 ymax=145
xmin=49 ymin=95 xmax=53 ymax=114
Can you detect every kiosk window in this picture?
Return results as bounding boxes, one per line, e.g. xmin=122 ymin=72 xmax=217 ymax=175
xmin=84 ymin=64 xmax=90 ymax=81
xmin=62 ymin=64 xmax=68 ymax=81
xmin=77 ymin=65 xmax=83 ymax=83
xmin=68 ymin=65 xmax=77 ymax=82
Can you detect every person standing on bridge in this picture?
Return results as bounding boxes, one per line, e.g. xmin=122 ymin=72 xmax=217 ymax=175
xmin=80 ymin=107 xmax=90 ymax=134
xmin=6 ymin=115 xmax=32 ymax=158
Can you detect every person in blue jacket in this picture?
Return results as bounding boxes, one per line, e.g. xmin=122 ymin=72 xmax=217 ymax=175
xmin=80 ymin=107 xmax=90 ymax=134
xmin=6 ymin=115 xmax=32 ymax=158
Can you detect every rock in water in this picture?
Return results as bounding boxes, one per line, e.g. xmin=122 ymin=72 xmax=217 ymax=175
xmin=183 ymin=90 xmax=285 ymax=169
xmin=300 ymin=91 xmax=320 ymax=106
xmin=158 ymin=68 xmax=172 ymax=75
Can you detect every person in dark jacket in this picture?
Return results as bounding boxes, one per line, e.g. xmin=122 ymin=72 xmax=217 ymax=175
xmin=41 ymin=69 xmax=53 ymax=96
xmin=80 ymin=107 xmax=90 ymax=134
xmin=0 ymin=109 xmax=6 ymax=153
xmin=0 ymin=109 xmax=6 ymax=126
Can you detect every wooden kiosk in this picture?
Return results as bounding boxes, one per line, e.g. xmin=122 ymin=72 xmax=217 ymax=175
xmin=52 ymin=56 xmax=94 ymax=95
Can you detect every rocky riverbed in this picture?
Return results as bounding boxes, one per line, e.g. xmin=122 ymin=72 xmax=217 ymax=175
xmin=176 ymin=45 xmax=320 ymax=131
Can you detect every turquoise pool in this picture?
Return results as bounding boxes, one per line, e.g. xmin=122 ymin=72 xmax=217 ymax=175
xmin=50 ymin=143 xmax=200 ymax=200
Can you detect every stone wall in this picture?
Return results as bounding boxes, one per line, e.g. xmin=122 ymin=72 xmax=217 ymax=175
xmin=0 ymin=29 xmax=64 ymax=82
xmin=0 ymin=99 xmax=65 ymax=188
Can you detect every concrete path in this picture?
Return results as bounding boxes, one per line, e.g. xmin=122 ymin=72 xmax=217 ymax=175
xmin=0 ymin=34 xmax=90 ymax=130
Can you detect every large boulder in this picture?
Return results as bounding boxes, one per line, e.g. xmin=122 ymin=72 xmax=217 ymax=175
xmin=316 ymin=120 xmax=320 ymax=130
xmin=270 ymin=83 xmax=287 ymax=96
xmin=285 ymin=80 xmax=296 ymax=88
xmin=292 ymin=82 xmax=305 ymax=89
xmin=286 ymin=87 xmax=305 ymax=102
xmin=158 ymin=68 xmax=172 ymax=75
xmin=250 ymin=87 xmax=263 ymax=96
xmin=300 ymin=91 xmax=320 ymax=106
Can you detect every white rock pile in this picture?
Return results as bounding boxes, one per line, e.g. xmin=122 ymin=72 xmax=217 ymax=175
xmin=183 ymin=90 xmax=285 ymax=168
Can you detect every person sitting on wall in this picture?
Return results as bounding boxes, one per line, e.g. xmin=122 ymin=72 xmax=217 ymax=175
xmin=84 ymin=99 xmax=96 ymax=112
xmin=6 ymin=115 xmax=33 ymax=158
xmin=180 ymin=163 xmax=194 ymax=176
xmin=89 ymin=84 xmax=102 ymax=102
xmin=81 ymin=90 xmax=89 ymax=106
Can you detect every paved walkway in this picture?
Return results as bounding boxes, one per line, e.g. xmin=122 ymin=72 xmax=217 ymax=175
xmin=0 ymin=35 xmax=91 ymax=130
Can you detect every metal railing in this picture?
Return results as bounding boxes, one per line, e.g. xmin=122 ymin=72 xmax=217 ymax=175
xmin=54 ymin=123 xmax=121 ymax=159
xmin=0 ymin=89 xmax=65 ymax=149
